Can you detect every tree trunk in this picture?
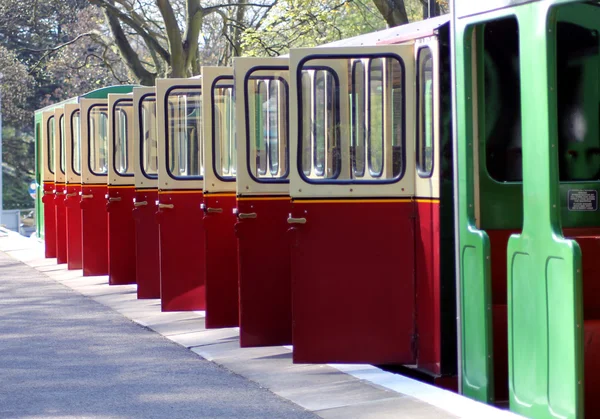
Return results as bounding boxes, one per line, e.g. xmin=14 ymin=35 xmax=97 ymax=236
xmin=372 ymin=0 xmax=409 ymax=27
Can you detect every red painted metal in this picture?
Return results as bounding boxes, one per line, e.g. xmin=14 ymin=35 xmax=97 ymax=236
xmin=156 ymin=191 xmax=205 ymax=311
xmin=54 ymin=184 xmax=68 ymax=264
xmin=107 ymin=186 xmax=136 ymax=285
xmin=80 ymin=184 xmax=108 ymax=276
xmin=203 ymin=194 xmax=239 ymax=328
xmin=236 ymin=197 xmax=292 ymax=347
xmin=290 ymin=200 xmax=415 ymax=364
xmin=414 ymin=200 xmax=441 ymax=375
xmin=65 ymin=184 xmax=82 ymax=270
xmin=42 ymin=182 xmax=56 ymax=258
xmin=133 ymin=189 xmax=160 ymax=299
xmin=584 ymin=320 xmax=600 ymax=417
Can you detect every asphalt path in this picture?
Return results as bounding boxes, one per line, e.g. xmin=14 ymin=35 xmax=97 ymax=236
xmin=0 ymin=251 xmax=316 ymax=419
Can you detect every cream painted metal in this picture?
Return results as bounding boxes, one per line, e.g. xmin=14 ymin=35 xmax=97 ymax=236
xmin=64 ymin=104 xmax=81 ymax=186
xmin=133 ymin=87 xmax=157 ymax=190
xmin=288 ymin=45 xmax=416 ymax=199
xmin=80 ymin=98 xmax=109 ymax=185
xmin=415 ymin=37 xmax=441 ymax=200
xmin=202 ymin=66 xmax=235 ymax=194
xmin=42 ymin=111 xmax=55 ymax=184
xmin=108 ymin=94 xmax=134 ymax=186
xmin=156 ymin=78 xmax=204 ymax=191
xmin=234 ymin=57 xmax=290 ymax=196
xmin=53 ymin=107 xmax=66 ymax=188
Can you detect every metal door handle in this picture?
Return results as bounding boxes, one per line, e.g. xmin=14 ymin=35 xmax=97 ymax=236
xmin=44 ymin=191 xmax=54 ymax=195
xmin=238 ymin=212 xmax=257 ymax=219
xmin=134 ymin=201 xmax=148 ymax=207
xmin=56 ymin=190 xmax=66 ymax=195
xmin=108 ymin=197 xmax=122 ymax=202
xmin=287 ymin=217 xmax=306 ymax=224
xmin=81 ymin=194 xmax=93 ymax=199
xmin=65 ymin=193 xmax=77 ymax=198
xmin=206 ymin=207 xmax=223 ymax=214
xmin=158 ymin=203 xmax=174 ymax=209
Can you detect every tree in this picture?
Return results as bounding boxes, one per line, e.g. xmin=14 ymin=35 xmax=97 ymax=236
xmin=0 ymin=46 xmax=35 ymax=210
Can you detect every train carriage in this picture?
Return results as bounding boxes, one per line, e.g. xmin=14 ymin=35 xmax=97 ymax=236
xmin=106 ymin=93 xmax=137 ymax=285
xmin=132 ymin=87 xmax=160 ymax=299
xmin=233 ymin=57 xmax=293 ymax=347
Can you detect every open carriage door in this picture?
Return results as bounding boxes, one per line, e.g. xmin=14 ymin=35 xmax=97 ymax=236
xmin=288 ymin=45 xmax=416 ymax=363
xmin=234 ymin=57 xmax=292 ymax=347
xmin=64 ymin=103 xmax=82 ymax=269
xmin=42 ymin=110 xmax=57 ymax=258
xmin=107 ymin=94 xmax=136 ymax=285
xmin=201 ymin=67 xmax=238 ymax=328
xmin=53 ymin=107 xmax=68 ymax=264
xmin=133 ymin=87 xmax=160 ymax=299
xmin=80 ymin=98 xmax=109 ymax=276
xmin=156 ymin=78 xmax=206 ymax=311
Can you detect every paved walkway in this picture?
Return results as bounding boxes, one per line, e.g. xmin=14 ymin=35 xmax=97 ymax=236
xmin=0 ymin=251 xmax=315 ymax=419
xmin=0 ymin=230 xmax=525 ymax=419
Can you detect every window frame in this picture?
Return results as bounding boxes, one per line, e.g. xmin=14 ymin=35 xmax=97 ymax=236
xmin=138 ymin=93 xmax=158 ymax=180
xmin=87 ymin=104 xmax=109 ymax=177
xmin=367 ymin=58 xmax=385 ymax=178
xmin=71 ymin=110 xmax=81 ymax=176
xmin=163 ymin=85 xmax=204 ymax=181
xmin=210 ymin=75 xmax=236 ymax=182
xmin=416 ymin=46 xmax=435 ymax=179
xmin=112 ymin=98 xmax=134 ymax=177
xmin=59 ymin=114 xmax=66 ymax=175
xmin=47 ymin=115 xmax=55 ymax=175
xmin=243 ymin=68 xmax=290 ymax=184
xmin=295 ymin=53 xmax=407 ymax=185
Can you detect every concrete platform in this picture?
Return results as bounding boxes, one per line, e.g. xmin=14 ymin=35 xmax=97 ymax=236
xmin=0 ymin=229 xmax=524 ymax=419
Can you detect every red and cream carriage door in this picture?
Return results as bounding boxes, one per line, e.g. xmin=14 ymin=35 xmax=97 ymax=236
xmin=412 ymin=37 xmax=445 ymax=374
xmin=288 ymin=45 xmax=416 ymax=364
xmin=42 ymin=110 xmax=57 ymax=258
xmin=64 ymin=103 xmax=82 ymax=270
xmin=107 ymin=94 xmax=136 ymax=285
xmin=200 ymin=67 xmax=238 ymax=327
xmin=80 ymin=98 xmax=110 ymax=276
xmin=156 ymin=78 xmax=206 ymax=311
xmin=233 ymin=57 xmax=292 ymax=347
xmin=53 ymin=107 xmax=68 ymax=264
xmin=132 ymin=87 xmax=160 ymax=299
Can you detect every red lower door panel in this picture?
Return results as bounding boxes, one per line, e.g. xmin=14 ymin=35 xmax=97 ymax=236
xmin=65 ymin=185 xmax=82 ymax=270
xmin=54 ymin=184 xmax=68 ymax=264
xmin=42 ymin=182 xmax=56 ymax=258
xmin=80 ymin=185 xmax=108 ymax=276
xmin=157 ymin=191 xmax=205 ymax=311
xmin=133 ymin=189 xmax=160 ymax=299
xmin=237 ymin=197 xmax=292 ymax=347
xmin=203 ymin=194 xmax=239 ymax=328
xmin=107 ymin=186 xmax=136 ymax=285
xmin=290 ymin=200 xmax=416 ymax=364
xmin=414 ymin=200 xmax=441 ymax=375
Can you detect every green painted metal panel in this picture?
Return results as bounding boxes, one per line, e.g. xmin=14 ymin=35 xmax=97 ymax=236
xmin=505 ymin=2 xmax=585 ymax=418
xmin=82 ymin=85 xmax=137 ymax=99
xmin=454 ymin=19 xmax=495 ymax=404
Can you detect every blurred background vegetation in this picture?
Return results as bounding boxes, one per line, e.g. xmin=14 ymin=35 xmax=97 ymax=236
xmin=0 ymin=0 xmax=447 ymax=210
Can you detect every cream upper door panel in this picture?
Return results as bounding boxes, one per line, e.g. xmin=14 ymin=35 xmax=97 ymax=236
xmin=64 ymin=104 xmax=81 ymax=185
xmin=201 ymin=66 xmax=235 ymax=194
xmin=414 ymin=37 xmax=441 ymax=200
xmin=288 ymin=45 xmax=416 ymax=198
xmin=234 ymin=57 xmax=290 ymax=196
xmin=80 ymin=98 xmax=109 ymax=185
xmin=108 ymin=94 xmax=134 ymax=186
xmin=42 ymin=111 xmax=56 ymax=183
xmin=156 ymin=78 xmax=204 ymax=191
xmin=133 ymin=87 xmax=157 ymax=189
xmin=54 ymin=107 xmax=66 ymax=185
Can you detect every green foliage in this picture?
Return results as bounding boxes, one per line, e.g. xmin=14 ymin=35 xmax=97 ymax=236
xmin=241 ymin=0 xmax=387 ymax=57
xmin=1 ymin=126 xmax=35 ymax=210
